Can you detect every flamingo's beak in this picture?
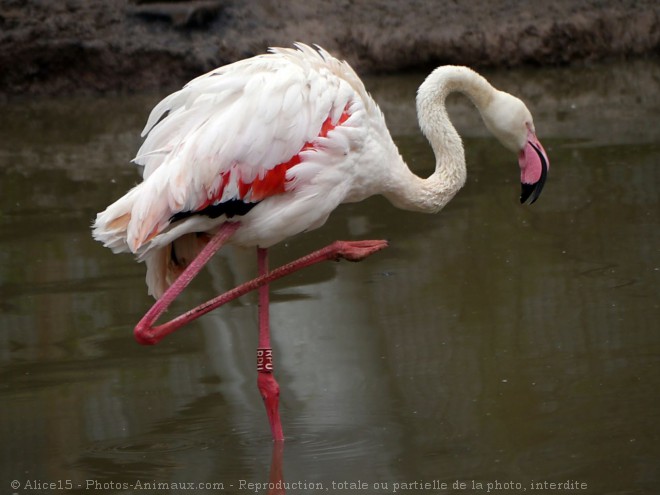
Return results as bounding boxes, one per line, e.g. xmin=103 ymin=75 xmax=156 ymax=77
xmin=519 ymin=130 xmax=549 ymax=204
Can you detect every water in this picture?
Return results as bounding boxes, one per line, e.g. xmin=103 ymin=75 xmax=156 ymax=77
xmin=1 ymin=60 xmax=659 ymax=494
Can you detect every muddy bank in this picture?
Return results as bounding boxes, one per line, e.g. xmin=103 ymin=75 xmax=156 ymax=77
xmin=1 ymin=0 xmax=658 ymax=97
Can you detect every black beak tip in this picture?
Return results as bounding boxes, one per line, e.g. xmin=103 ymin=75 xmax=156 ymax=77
xmin=520 ymin=182 xmax=541 ymax=204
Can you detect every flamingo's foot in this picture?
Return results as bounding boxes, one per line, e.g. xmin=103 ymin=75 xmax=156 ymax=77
xmin=330 ymin=240 xmax=389 ymax=262
xmin=258 ymin=372 xmax=284 ymax=441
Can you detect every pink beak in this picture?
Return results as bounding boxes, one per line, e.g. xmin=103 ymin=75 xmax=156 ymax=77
xmin=518 ymin=130 xmax=549 ymax=204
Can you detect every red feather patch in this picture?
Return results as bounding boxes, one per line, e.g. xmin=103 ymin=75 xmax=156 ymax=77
xmin=206 ymin=108 xmax=351 ymax=207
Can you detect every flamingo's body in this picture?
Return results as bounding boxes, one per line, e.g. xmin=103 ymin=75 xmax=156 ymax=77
xmin=93 ymin=43 xmax=549 ymax=441
xmin=94 ymin=44 xmax=398 ymax=298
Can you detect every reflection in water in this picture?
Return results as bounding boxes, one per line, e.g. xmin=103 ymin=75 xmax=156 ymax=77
xmin=1 ymin=60 xmax=659 ymax=494
xmin=268 ymin=441 xmax=285 ymax=495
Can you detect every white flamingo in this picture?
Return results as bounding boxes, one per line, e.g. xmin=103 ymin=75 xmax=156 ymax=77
xmin=93 ymin=43 xmax=549 ymax=441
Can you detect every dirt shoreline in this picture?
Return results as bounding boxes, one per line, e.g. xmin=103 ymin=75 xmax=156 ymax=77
xmin=1 ymin=0 xmax=658 ymax=97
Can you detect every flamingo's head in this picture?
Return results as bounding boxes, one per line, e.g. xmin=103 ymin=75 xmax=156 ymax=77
xmin=481 ymin=91 xmax=550 ymax=204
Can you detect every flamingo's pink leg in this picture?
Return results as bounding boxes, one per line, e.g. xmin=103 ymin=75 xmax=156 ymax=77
xmin=134 ymin=222 xmax=241 ymax=345
xmin=256 ymin=247 xmax=284 ymax=441
xmin=133 ymin=232 xmax=388 ymax=440
xmin=135 ymin=237 xmax=388 ymax=346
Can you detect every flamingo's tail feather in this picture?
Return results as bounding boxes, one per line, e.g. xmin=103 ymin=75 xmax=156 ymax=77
xmin=92 ymin=186 xmax=142 ymax=254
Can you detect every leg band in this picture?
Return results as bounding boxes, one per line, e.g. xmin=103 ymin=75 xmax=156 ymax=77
xmin=257 ymin=347 xmax=274 ymax=373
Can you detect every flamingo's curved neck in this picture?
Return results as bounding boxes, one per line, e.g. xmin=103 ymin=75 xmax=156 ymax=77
xmin=384 ymin=66 xmax=495 ymax=213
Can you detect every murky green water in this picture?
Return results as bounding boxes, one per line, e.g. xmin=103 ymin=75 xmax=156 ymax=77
xmin=1 ymin=60 xmax=658 ymax=494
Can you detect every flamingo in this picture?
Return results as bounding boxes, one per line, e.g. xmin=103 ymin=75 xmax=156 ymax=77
xmin=92 ymin=43 xmax=549 ymax=441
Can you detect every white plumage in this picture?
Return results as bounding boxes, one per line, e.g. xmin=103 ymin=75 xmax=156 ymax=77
xmin=93 ymin=43 xmax=548 ymax=298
